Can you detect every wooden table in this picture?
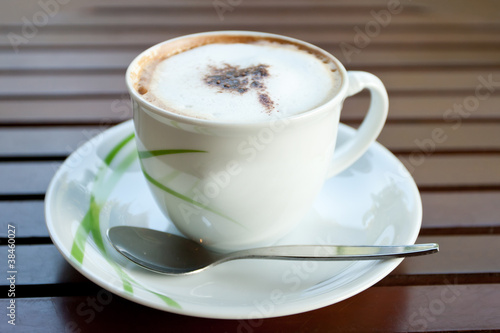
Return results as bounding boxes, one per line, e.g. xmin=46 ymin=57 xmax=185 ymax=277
xmin=1 ymin=0 xmax=500 ymax=331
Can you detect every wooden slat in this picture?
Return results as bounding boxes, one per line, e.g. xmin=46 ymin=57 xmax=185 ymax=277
xmin=1 ymin=191 xmax=499 ymax=240
xmin=377 ymin=94 xmax=500 ymax=120
xmin=0 ymin=0 xmax=422 ymax=20
xmin=0 ymin=162 xmax=60 ymax=195
xmin=79 ymin=0 xmax=500 ymax=9
xmin=1 ymin=70 xmax=499 ymax=97
xmin=0 ymin=284 xmax=499 ymax=332
xmin=395 ymin=235 xmax=500 ymax=275
xmin=0 ymin=73 xmax=124 ymax=97
xmin=1 ymin=0 xmax=499 ymax=28
xmin=4 ymin=47 xmax=500 ymax=72
xmin=1 ymin=94 xmax=499 ymax=124
xmin=5 ymin=7 xmax=498 ymax=28
xmin=0 ymin=126 xmax=111 ymax=157
xmin=398 ymin=155 xmax=500 ymax=188
xmin=1 ymin=123 xmax=499 ymax=158
xmin=0 ymin=245 xmax=87 ymax=285
xmin=2 ymin=190 xmax=500 ymax=240
xmin=1 ymin=155 xmax=499 ymax=196
xmin=1 ymin=235 xmax=498 ymax=287
xmin=421 ymin=191 xmax=500 ymax=230
xmin=0 ymin=8 xmax=428 ymax=27
xmin=375 ymin=70 xmax=500 ymax=93
xmin=0 ymin=244 xmax=86 ymax=285
xmin=1 ymin=28 xmax=499 ymax=49
xmin=0 ymin=201 xmax=47 ymax=238
xmin=377 ymin=123 xmax=500 ymax=153
xmin=0 ymin=49 xmax=138 ymax=71
xmin=90 ymin=0 xmax=408 ymax=8
xmin=0 ymin=98 xmax=133 ymax=124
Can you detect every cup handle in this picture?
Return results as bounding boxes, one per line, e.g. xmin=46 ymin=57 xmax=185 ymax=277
xmin=327 ymin=71 xmax=389 ymax=178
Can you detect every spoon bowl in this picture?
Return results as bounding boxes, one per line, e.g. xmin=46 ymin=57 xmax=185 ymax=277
xmin=107 ymin=226 xmax=439 ymax=276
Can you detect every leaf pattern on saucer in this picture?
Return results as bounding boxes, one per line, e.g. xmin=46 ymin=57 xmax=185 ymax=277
xmin=69 ymin=132 xmax=180 ymax=309
xmin=138 ymin=149 xmax=207 ymax=159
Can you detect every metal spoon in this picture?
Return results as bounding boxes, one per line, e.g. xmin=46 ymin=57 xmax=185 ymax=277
xmin=107 ymin=226 xmax=438 ymax=276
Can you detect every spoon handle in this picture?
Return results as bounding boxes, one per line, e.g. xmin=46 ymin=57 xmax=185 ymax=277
xmin=226 ymin=243 xmax=439 ymax=261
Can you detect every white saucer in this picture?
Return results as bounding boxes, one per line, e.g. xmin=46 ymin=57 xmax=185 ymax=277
xmin=45 ymin=120 xmax=421 ymax=319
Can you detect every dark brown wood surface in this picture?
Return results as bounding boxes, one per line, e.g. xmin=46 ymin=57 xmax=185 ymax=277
xmin=1 ymin=0 xmax=499 ymax=332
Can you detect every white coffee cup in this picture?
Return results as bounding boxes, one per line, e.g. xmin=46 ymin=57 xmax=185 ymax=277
xmin=126 ymin=31 xmax=388 ymax=252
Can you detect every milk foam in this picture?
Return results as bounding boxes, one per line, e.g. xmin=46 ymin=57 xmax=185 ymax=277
xmin=143 ymin=42 xmax=340 ymax=122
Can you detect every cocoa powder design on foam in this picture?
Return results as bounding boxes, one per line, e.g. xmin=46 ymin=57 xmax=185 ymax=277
xmin=204 ymin=64 xmax=275 ymax=113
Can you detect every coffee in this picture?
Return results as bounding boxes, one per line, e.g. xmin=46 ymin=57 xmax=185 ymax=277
xmin=135 ymin=35 xmax=342 ymax=122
